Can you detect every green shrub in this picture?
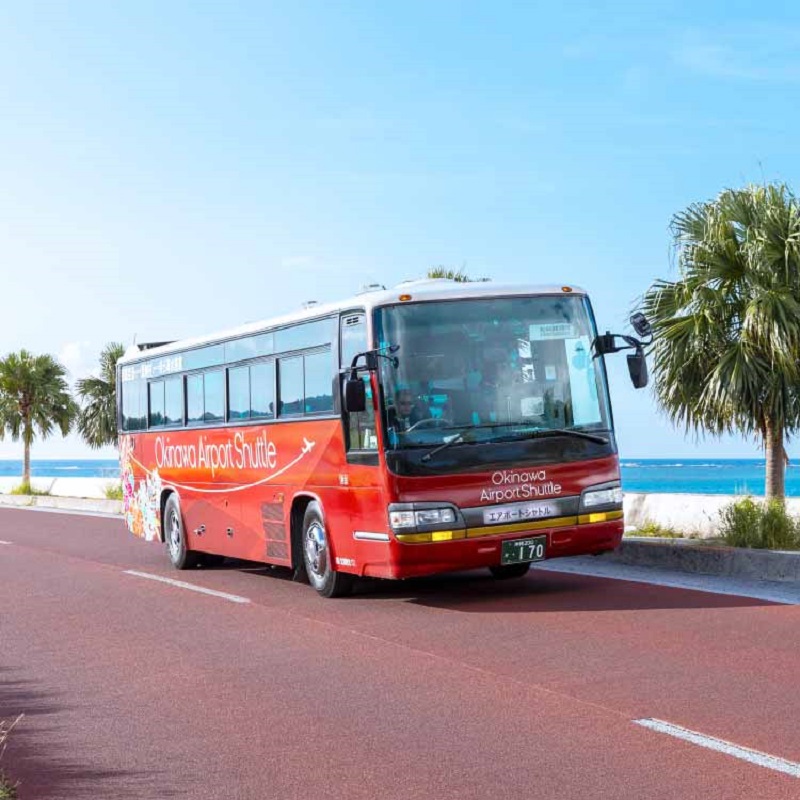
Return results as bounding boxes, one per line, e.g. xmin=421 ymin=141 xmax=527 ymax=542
xmin=628 ymin=519 xmax=683 ymax=538
xmin=0 ymin=715 xmax=21 ymax=800
xmin=104 ymin=482 xmax=123 ymax=501
xmin=718 ymin=497 xmax=800 ymax=550
xmin=9 ymin=483 xmax=49 ymax=496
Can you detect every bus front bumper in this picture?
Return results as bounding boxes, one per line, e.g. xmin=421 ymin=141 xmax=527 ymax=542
xmin=359 ymin=513 xmax=624 ymax=580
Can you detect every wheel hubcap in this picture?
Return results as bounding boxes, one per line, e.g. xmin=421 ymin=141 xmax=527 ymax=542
xmin=304 ymin=522 xmax=328 ymax=578
xmin=168 ymin=511 xmax=181 ymax=558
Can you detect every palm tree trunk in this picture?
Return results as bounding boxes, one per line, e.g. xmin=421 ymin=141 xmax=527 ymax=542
xmin=22 ymin=416 xmax=32 ymax=488
xmin=764 ymin=417 xmax=786 ymax=502
xmin=23 ymin=440 xmax=30 ymax=487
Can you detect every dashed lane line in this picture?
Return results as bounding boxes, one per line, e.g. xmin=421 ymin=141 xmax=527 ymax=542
xmin=634 ymin=718 xmax=800 ymax=778
xmin=0 ymin=540 xmax=11 ymax=545
xmin=123 ymin=570 xmax=251 ymax=604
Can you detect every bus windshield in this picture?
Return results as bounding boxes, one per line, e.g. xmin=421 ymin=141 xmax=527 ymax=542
xmin=375 ymin=294 xmax=612 ymax=452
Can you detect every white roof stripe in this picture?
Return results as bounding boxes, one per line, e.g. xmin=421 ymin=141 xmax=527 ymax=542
xmin=119 ymin=280 xmax=586 ymax=365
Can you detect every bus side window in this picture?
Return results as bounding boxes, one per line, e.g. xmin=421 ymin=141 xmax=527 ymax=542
xmin=340 ymin=312 xmax=377 ymax=452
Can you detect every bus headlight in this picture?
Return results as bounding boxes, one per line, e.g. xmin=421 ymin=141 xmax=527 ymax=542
xmin=580 ymin=485 xmax=623 ymax=510
xmin=389 ymin=507 xmax=457 ymax=530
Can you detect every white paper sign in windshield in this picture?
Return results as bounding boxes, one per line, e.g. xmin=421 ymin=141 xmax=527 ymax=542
xmin=529 ymin=323 xmax=576 ymax=341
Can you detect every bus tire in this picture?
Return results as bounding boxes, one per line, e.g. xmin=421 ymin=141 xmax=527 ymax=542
xmin=164 ymin=494 xmax=199 ymax=570
xmin=302 ymin=501 xmax=352 ymax=598
xmin=489 ymin=563 xmax=531 ymax=580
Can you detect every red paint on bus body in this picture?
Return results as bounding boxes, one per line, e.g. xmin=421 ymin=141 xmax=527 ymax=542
xmin=120 ymin=416 xmax=622 ymax=580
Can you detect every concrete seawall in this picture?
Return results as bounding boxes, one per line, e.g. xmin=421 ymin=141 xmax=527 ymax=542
xmin=0 ymin=476 xmax=122 ymax=514
xmin=0 ymin=476 xmax=118 ymax=500
xmin=623 ymin=492 xmax=800 ymax=537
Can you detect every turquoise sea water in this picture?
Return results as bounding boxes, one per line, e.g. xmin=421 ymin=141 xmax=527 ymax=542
xmin=0 ymin=457 xmax=789 ymax=495
xmin=0 ymin=459 xmax=120 ymax=479
xmin=620 ymin=458 xmax=788 ymax=496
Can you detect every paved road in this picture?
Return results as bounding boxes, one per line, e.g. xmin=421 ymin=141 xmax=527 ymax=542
xmin=1 ymin=507 xmax=798 ymax=799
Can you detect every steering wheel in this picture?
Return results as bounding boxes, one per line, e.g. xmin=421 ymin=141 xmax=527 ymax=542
xmin=407 ymin=417 xmax=452 ymax=432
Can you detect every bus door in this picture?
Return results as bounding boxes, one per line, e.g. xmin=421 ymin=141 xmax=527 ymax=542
xmin=338 ymin=311 xmax=386 ymax=566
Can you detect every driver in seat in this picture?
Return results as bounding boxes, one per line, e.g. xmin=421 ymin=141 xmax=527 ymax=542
xmin=388 ymin=389 xmax=428 ymax=431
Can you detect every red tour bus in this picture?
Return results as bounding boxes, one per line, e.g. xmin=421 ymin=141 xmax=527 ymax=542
xmin=117 ymin=280 xmax=649 ymax=597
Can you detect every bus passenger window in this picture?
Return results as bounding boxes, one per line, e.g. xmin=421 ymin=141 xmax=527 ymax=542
xmin=203 ymin=370 xmax=225 ymax=422
xmin=148 ymin=381 xmax=165 ymax=427
xmin=164 ymin=376 xmax=183 ymax=426
xmin=186 ymin=374 xmax=204 ymax=424
xmin=228 ymin=366 xmax=250 ymax=420
xmin=278 ymin=357 xmax=303 ymax=416
xmin=251 ymin=362 xmax=275 ymax=419
xmin=304 ymin=351 xmax=334 ymax=414
xmin=122 ymin=377 xmax=145 ymax=431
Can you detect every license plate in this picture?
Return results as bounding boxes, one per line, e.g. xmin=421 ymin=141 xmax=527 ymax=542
xmin=501 ymin=535 xmax=547 ymax=565
xmin=483 ymin=500 xmax=555 ymax=525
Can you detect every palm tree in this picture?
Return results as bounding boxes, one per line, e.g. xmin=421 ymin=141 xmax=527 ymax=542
xmin=427 ymin=266 xmax=489 ymax=282
xmin=641 ymin=183 xmax=800 ymax=501
xmin=76 ymin=342 xmax=125 ymax=449
xmin=0 ymin=350 xmax=78 ymax=488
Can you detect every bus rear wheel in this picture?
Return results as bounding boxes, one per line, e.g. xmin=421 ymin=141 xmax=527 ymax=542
xmin=302 ymin=502 xmax=353 ymax=598
xmin=489 ymin=563 xmax=531 ymax=580
xmin=164 ymin=494 xmax=199 ymax=570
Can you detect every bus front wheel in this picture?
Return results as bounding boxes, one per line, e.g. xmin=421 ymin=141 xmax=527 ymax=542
xmin=164 ymin=494 xmax=199 ymax=570
xmin=302 ymin=502 xmax=353 ymax=598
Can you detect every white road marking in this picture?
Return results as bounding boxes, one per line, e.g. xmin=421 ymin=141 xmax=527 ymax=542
xmin=634 ymin=718 xmax=800 ymax=778
xmin=535 ymin=558 xmax=800 ymax=604
xmin=123 ymin=570 xmax=251 ymax=604
xmin=0 ymin=540 xmax=11 ymax=545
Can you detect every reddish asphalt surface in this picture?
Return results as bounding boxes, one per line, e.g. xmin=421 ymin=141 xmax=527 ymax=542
xmin=1 ymin=507 xmax=798 ymax=799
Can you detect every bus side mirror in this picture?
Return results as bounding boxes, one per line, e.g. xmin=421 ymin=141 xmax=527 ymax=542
xmin=627 ymin=350 xmax=648 ymax=389
xmin=344 ymin=378 xmax=367 ymax=413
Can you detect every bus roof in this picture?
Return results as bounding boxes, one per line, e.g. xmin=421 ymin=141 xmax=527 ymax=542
xmin=118 ymin=280 xmax=588 ymax=365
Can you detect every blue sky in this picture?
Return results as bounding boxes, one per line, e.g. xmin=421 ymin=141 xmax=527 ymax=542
xmin=1 ymin=1 xmax=799 ymax=459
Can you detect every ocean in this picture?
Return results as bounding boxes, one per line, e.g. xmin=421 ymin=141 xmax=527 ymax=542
xmin=0 ymin=459 xmax=120 ymax=479
xmin=0 ymin=457 xmax=790 ymax=496
xmin=620 ymin=458 xmax=785 ymax=496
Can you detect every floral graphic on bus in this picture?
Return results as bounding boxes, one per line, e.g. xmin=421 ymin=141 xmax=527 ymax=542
xmin=120 ymin=435 xmax=162 ymax=542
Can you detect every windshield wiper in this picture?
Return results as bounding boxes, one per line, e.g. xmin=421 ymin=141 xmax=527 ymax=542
xmin=420 ymin=425 xmax=482 ymax=462
xmin=497 ymin=427 xmax=609 ymax=445
xmin=420 ymin=425 xmax=609 ymax=463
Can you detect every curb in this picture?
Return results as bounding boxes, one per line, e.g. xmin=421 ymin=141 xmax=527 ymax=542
xmin=608 ymin=537 xmax=800 ymax=583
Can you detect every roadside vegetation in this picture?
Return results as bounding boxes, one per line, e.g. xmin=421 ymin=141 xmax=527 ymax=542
xmin=76 ymin=342 xmax=124 ymax=449
xmin=626 ymin=520 xmax=686 ymax=538
xmin=9 ymin=483 xmax=49 ymax=496
xmin=0 ymin=342 xmax=122 ymax=489
xmin=0 ymin=716 xmax=22 ymax=800
xmin=426 ymin=265 xmax=489 ymax=282
xmin=641 ymin=183 xmax=800 ymax=503
xmin=718 ymin=497 xmax=800 ymax=550
xmin=104 ymin=482 xmax=124 ymax=500
xmin=0 ymin=351 xmax=77 ymax=484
